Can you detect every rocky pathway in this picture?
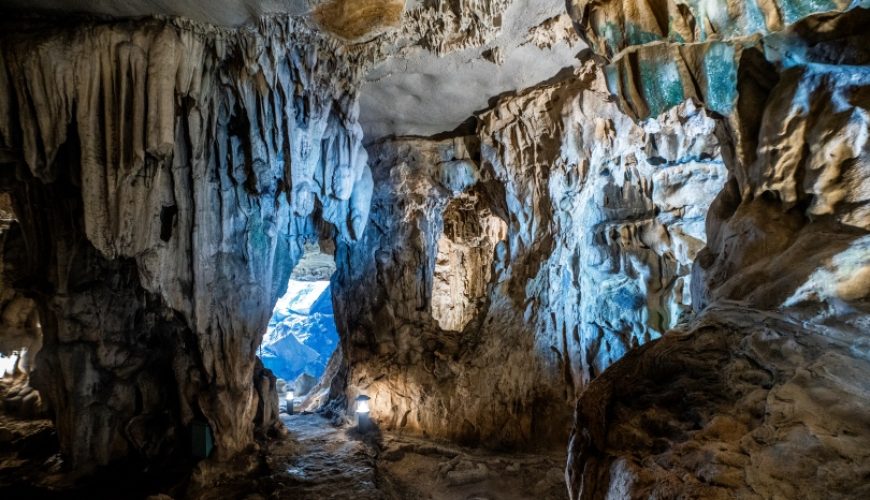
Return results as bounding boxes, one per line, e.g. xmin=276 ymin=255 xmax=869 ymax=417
xmin=377 ymin=433 xmax=567 ymax=499
xmin=1 ymin=408 xmax=568 ymax=499
xmin=270 ymin=413 xmax=384 ymax=499
xmin=263 ymin=413 xmax=568 ymax=500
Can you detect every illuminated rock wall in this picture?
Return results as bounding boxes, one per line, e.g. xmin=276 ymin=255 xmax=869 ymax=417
xmin=0 ymin=16 xmax=374 ymax=467
xmin=332 ymin=63 xmax=726 ymax=447
xmin=565 ymin=3 xmax=870 ymax=498
xmin=0 ymin=5 xmax=866 ymax=497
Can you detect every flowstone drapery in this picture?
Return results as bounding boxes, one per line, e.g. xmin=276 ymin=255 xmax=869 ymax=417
xmin=0 ymin=17 xmax=374 ymax=468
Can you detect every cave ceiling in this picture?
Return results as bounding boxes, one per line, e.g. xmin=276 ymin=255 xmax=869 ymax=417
xmin=0 ymin=0 xmax=313 ymax=26
xmin=0 ymin=0 xmax=584 ymax=140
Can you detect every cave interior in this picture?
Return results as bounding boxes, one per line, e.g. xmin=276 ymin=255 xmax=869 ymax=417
xmin=0 ymin=0 xmax=868 ymax=499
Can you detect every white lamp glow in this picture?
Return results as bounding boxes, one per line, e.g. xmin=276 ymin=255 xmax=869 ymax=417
xmin=356 ymin=399 xmax=370 ymax=413
xmin=355 ymin=394 xmax=372 ymax=433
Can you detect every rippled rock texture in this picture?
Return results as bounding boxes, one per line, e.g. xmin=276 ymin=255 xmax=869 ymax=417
xmin=0 ymin=3 xmax=866 ymax=498
xmin=570 ymin=303 xmax=870 ymax=499
xmin=0 ymin=16 xmax=374 ymax=468
xmin=565 ymin=4 xmax=870 ymax=498
xmin=332 ymin=62 xmax=726 ymax=447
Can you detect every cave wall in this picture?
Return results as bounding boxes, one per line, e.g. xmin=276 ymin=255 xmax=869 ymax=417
xmin=0 ymin=16 xmax=374 ymax=468
xmin=565 ymin=2 xmax=870 ymax=498
xmin=332 ymin=61 xmax=727 ymax=446
xmin=0 ymin=5 xmax=865 ymax=498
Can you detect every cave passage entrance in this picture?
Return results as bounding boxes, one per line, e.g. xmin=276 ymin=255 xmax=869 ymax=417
xmin=260 ymin=242 xmax=338 ymax=406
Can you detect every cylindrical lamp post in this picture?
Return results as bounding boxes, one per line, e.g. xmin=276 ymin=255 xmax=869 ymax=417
xmin=355 ymin=394 xmax=371 ymax=433
xmin=285 ymin=390 xmax=295 ymax=415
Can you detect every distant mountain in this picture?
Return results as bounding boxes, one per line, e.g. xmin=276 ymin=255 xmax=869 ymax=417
xmin=260 ymin=280 xmax=338 ymax=382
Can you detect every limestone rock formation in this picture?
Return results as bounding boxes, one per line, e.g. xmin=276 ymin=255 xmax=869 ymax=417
xmin=567 ymin=0 xmax=868 ymax=59
xmin=565 ymin=4 xmax=870 ymax=499
xmin=0 ymin=195 xmax=40 ymax=379
xmin=0 ymin=0 xmax=585 ymax=141
xmin=0 ymin=195 xmax=44 ymax=420
xmin=332 ymin=62 xmax=726 ymax=447
xmin=0 ymin=2 xmax=866 ymax=499
xmin=569 ymin=302 xmax=870 ymax=499
xmin=358 ymin=0 xmax=583 ymax=139
xmin=313 ymin=0 xmax=405 ymax=42
xmin=431 ymin=194 xmax=506 ymax=332
xmin=0 ymin=16 xmax=374 ymax=468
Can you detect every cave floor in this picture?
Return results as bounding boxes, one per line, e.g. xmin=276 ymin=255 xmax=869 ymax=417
xmin=0 ymin=408 xmax=567 ymax=499
xmin=288 ymin=412 xmax=568 ymax=499
xmin=376 ymin=427 xmax=568 ymax=499
xmin=196 ymin=412 xmax=568 ymax=500
xmin=264 ymin=412 xmax=384 ymax=499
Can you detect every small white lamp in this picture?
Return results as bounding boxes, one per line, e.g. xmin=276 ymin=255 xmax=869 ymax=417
xmin=285 ymin=390 xmax=295 ymax=415
xmin=355 ymin=394 xmax=372 ymax=432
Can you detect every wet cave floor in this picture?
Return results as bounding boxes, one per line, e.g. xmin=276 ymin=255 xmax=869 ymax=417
xmin=0 ymin=409 xmax=567 ymax=499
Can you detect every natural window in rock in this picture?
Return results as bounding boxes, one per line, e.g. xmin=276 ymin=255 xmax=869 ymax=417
xmin=431 ymin=195 xmax=507 ymax=332
xmin=0 ymin=352 xmax=20 ymax=377
xmin=260 ymin=242 xmax=338 ymax=396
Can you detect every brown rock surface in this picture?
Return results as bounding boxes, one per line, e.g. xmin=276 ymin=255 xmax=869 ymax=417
xmin=331 ymin=62 xmax=726 ymax=449
xmin=565 ymin=5 xmax=870 ymax=499
xmin=313 ymin=0 xmax=405 ymax=42
xmin=0 ymin=3 xmax=865 ymax=499
xmin=569 ymin=304 xmax=870 ymax=499
xmin=0 ymin=16 xmax=376 ymax=468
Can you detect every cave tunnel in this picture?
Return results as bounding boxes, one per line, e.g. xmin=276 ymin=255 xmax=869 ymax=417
xmin=262 ymin=241 xmax=339 ymax=412
xmin=1 ymin=1 xmax=870 ymax=499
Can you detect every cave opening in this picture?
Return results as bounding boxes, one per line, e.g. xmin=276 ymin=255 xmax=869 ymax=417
xmin=261 ymin=240 xmax=339 ymax=414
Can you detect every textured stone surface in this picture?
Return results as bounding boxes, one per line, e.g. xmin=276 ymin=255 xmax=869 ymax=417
xmin=359 ymin=0 xmax=583 ymax=139
xmin=313 ymin=0 xmax=405 ymax=42
xmin=0 ymin=3 xmax=866 ymax=499
xmin=0 ymin=1 xmax=585 ymax=141
xmin=0 ymin=0 xmax=312 ymax=26
xmin=331 ymin=63 xmax=726 ymax=448
xmin=378 ymin=431 xmax=567 ymax=498
xmin=0 ymin=196 xmax=43 ymax=419
xmin=567 ymin=0 xmax=868 ymax=59
xmin=431 ymin=194 xmax=506 ymax=332
xmin=569 ymin=304 xmax=870 ymax=499
xmin=0 ymin=16 xmax=374 ymax=468
xmin=566 ymin=6 xmax=870 ymax=500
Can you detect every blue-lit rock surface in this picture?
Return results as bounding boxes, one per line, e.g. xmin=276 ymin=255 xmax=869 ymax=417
xmin=565 ymin=6 xmax=870 ymax=499
xmin=0 ymin=15 xmax=376 ymax=467
xmin=0 ymin=1 xmax=867 ymax=498
xmin=332 ymin=63 xmax=726 ymax=448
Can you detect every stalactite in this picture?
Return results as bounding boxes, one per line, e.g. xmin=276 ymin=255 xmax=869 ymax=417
xmin=0 ymin=15 xmax=376 ymax=468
